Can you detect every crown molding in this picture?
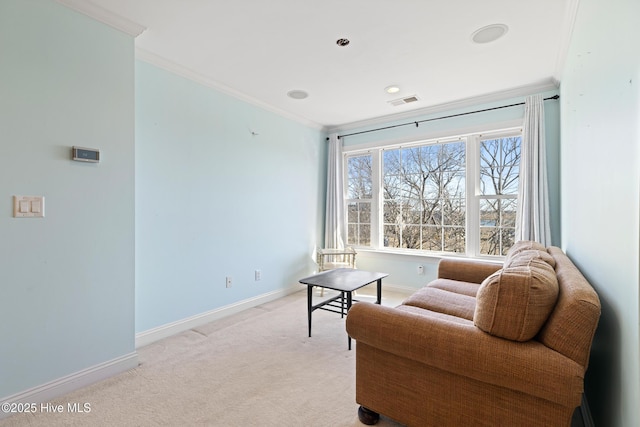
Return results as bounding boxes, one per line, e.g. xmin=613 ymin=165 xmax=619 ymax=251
xmin=56 ymin=0 xmax=147 ymax=37
xmin=135 ymin=48 xmax=326 ymax=132
xmin=327 ymin=80 xmax=559 ymax=134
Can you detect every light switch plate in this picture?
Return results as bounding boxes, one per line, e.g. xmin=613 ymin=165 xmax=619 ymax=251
xmin=13 ymin=195 xmax=45 ymax=218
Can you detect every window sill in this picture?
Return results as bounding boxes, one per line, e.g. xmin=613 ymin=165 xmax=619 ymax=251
xmin=353 ymin=247 xmax=505 ymax=264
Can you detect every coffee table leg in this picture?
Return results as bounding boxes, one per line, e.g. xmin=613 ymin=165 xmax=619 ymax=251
xmin=347 ymin=291 xmax=353 ymax=350
xmin=307 ymin=285 xmax=313 ymax=337
xmin=376 ymin=278 xmax=382 ymax=305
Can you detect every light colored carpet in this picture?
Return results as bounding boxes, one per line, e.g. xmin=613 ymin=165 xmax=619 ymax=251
xmin=1 ymin=289 xmax=406 ymax=427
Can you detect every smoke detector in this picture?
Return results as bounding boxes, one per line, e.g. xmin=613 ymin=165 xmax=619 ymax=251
xmin=388 ymin=95 xmax=420 ymax=106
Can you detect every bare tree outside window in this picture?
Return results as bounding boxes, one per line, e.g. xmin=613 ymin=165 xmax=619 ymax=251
xmin=382 ymin=142 xmax=466 ymax=252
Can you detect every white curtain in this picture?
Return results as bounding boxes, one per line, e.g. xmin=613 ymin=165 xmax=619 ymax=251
xmin=324 ymin=133 xmax=345 ymax=249
xmin=516 ymin=94 xmax=551 ymax=245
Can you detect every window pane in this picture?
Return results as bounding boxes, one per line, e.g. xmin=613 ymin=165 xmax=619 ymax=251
xmin=480 ymin=199 xmax=517 ymax=255
xmin=384 ymin=225 xmax=400 ymax=248
xmin=347 ymin=155 xmax=372 ymax=199
xmin=359 ymin=202 xmax=371 ymax=222
xmin=346 ymin=201 xmax=371 ymax=246
xmin=404 ymin=174 xmax=423 ymax=199
xmin=443 ymin=198 xmax=465 ymax=226
xmin=383 ymin=174 xmax=402 ymax=198
xmin=404 ymin=147 xmax=422 ymax=174
xmin=502 ymin=199 xmax=517 ymax=227
xmin=443 ymin=171 xmax=465 ymax=197
xmin=348 ymin=224 xmax=358 ymax=245
xmin=359 ymin=225 xmax=371 ymax=246
xmin=403 ymin=225 xmax=421 ymax=249
xmin=383 ymin=200 xmax=400 ymax=223
xmin=444 ymin=227 xmax=465 ymax=253
xmin=422 ymin=200 xmax=440 ymax=225
xmin=383 ymin=149 xmax=401 ymax=173
xmin=479 ymin=197 xmax=517 ymax=255
xmin=480 ymin=227 xmax=501 ymax=256
xmin=423 ymin=180 xmax=439 ymax=199
xmin=500 ymin=228 xmax=515 ymax=256
xmin=480 ymin=199 xmax=499 ymax=226
xmin=348 ymin=202 xmax=359 ymax=223
xmin=421 ymin=226 xmax=442 ymax=251
xmin=402 ymin=199 xmax=422 ymax=224
xmin=480 ymin=136 xmax=521 ymax=196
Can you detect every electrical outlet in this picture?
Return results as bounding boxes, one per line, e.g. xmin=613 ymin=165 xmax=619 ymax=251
xmin=417 ymin=265 xmax=424 ymax=275
xmin=255 ymin=270 xmax=261 ymax=281
xmin=226 ymin=276 xmax=232 ymax=288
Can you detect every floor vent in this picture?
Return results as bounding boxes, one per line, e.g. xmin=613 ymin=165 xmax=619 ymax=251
xmin=388 ymin=95 xmax=420 ymax=106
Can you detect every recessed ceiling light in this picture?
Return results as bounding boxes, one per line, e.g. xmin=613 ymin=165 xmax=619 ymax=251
xmin=385 ymin=85 xmax=400 ymax=94
xmin=471 ymin=24 xmax=508 ymax=44
xmin=287 ymin=90 xmax=309 ymax=100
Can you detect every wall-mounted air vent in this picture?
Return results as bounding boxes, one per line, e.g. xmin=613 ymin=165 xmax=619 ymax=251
xmin=388 ymin=95 xmax=420 ymax=106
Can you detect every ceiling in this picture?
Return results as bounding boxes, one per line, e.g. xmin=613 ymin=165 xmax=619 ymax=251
xmin=59 ymin=0 xmax=577 ymax=130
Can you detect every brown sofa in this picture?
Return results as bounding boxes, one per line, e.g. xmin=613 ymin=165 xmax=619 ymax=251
xmin=346 ymin=242 xmax=601 ymax=426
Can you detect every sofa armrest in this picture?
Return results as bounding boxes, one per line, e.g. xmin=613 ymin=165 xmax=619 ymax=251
xmin=437 ymin=258 xmax=502 ymax=283
xmin=346 ymin=303 xmax=584 ymax=407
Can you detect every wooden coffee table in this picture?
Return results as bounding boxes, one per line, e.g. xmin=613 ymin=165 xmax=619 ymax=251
xmin=299 ymin=268 xmax=388 ymax=349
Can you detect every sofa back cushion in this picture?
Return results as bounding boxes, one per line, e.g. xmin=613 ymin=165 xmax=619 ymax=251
xmin=504 ymin=240 xmax=547 ymax=266
xmin=474 ymin=244 xmax=559 ymax=342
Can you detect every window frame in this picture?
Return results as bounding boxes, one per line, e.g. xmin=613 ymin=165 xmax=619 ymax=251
xmin=342 ymin=125 xmax=522 ymax=259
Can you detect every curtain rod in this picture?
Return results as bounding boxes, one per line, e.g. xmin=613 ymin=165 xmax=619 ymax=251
xmin=326 ymin=94 xmax=559 ymax=141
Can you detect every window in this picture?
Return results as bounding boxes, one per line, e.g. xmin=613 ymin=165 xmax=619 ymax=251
xmin=344 ymin=130 xmax=522 ymax=257
xmin=478 ymin=136 xmax=520 ymax=256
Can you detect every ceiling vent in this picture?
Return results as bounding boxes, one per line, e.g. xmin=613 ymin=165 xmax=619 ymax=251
xmin=388 ymin=95 xmax=420 ymax=106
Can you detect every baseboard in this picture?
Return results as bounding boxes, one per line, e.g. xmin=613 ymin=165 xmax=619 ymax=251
xmin=135 ymin=286 xmax=301 ymax=348
xmin=0 ymin=352 xmax=138 ymax=420
xmin=381 ymin=283 xmax=417 ymax=296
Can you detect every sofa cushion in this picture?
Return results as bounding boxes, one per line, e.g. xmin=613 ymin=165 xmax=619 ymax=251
xmin=474 ymin=251 xmax=559 ymax=341
xmin=427 ymin=278 xmax=481 ymax=297
xmin=403 ymin=286 xmax=476 ymax=321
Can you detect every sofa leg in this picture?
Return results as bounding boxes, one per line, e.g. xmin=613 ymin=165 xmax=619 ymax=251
xmin=358 ymin=406 xmax=380 ymax=425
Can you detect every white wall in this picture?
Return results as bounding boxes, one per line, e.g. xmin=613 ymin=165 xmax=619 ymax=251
xmin=135 ymin=60 xmax=326 ymax=333
xmin=0 ymin=0 xmax=136 ymax=399
xmin=560 ymin=0 xmax=640 ymax=425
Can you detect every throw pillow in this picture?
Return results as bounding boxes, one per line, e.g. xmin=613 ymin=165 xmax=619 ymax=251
xmin=474 ymin=253 xmax=559 ymax=342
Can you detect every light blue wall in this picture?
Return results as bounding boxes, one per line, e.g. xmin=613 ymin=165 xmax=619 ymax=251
xmin=0 ymin=0 xmax=135 ymax=398
xmin=135 ymin=61 xmax=326 ymax=332
xmin=560 ymin=0 xmax=640 ymax=425
xmin=337 ymin=90 xmax=561 ymax=290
